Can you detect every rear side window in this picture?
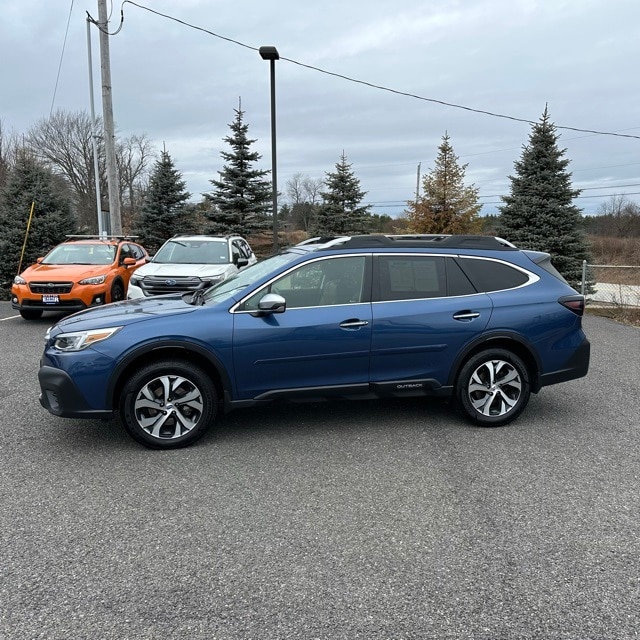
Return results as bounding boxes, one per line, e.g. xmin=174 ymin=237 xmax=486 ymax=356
xmin=377 ymin=256 xmax=446 ymax=300
xmin=456 ymin=257 xmax=529 ymax=292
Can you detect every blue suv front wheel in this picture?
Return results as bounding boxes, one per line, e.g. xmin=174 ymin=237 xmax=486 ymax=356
xmin=120 ymin=360 xmax=218 ymax=448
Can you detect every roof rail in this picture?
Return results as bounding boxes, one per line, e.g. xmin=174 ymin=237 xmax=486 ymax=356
xmin=316 ymin=234 xmax=518 ymax=251
xmin=170 ymin=234 xmax=241 ymax=239
xmin=295 ymin=236 xmax=352 ymax=248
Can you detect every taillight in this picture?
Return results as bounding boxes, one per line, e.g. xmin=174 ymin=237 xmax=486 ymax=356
xmin=558 ymin=295 xmax=585 ymax=316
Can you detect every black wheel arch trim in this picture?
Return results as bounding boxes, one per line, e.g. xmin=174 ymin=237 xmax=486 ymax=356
xmin=447 ymin=331 xmax=542 ymax=392
xmin=106 ymin=339 xmax=233 ymax=411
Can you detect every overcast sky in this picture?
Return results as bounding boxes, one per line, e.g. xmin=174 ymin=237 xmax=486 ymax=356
xmin=2 ymin=0 xmax=640 ymax=217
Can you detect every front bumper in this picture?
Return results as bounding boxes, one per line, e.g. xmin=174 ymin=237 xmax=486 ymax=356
xmin=39 ymin=365 xmax=114 ymax=420
xmin=12 ymin=293 xmax=109 ymax=313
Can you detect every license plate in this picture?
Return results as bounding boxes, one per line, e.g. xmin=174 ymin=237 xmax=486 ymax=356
xmin=42 ymin=294 xmax=59 ymax=304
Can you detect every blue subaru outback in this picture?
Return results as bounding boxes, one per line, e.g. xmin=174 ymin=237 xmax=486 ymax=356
xmin=39 ymin=235 xmax=590 ymax=449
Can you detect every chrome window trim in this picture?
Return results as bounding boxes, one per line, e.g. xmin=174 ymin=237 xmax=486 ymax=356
xmin=230 ymin=253 xmax=368 ymax=314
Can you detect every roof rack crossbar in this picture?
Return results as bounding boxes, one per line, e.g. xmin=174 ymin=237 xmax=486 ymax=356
xmin=65 ymin=234 xmax=139 ymax=240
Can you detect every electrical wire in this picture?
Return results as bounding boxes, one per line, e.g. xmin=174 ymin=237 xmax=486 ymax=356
xmin=50 ymin=0 xmax=75 ymax=116
xmin=117 ymin=1 xmax=640 ymax=141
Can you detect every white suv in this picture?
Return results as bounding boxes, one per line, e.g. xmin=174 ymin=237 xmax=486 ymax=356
xmin=127 ymin=234 xmax=256 ymax=299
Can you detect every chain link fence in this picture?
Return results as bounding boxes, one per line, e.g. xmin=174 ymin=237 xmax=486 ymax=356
xmin=581 ymin=262 xmax=640 ymax=307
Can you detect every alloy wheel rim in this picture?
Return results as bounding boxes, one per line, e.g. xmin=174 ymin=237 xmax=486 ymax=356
xmin=467 ymin=359 xmax=522 ymax=417
xmin=133 ymin=374 xmax=204 ymax=440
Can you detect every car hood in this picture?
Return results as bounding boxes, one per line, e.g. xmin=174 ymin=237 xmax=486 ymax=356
xmin=20 ymin=262 xmax=113 ymax=280
xmin=54 ymin=295 xmax=196 ymax=332
xmin=135 ymin=263 xmax=233 ymax=278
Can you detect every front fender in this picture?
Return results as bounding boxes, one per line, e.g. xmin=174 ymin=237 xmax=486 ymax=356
xmin=105 ymin=338 xmax=234 ymax=410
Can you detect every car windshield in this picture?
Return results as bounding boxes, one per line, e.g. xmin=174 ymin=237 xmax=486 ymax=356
xmin=203 ymin=252 xmax=300 ymax=305
xmin=154 ymin=240 xmax=230 ymax=264
xmin=42 ymin=243 xmax=116 ymax=265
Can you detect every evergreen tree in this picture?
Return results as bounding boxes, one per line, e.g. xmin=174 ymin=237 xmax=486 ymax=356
xmin=205 ymin=105 xmax=271 ymax=236
xmin=315 ymin=152 xmax=371 ymax=235
xmin=407 ymin=133 xmax=482 ymax=234
xmin=0 ymin=153 xmax=76 ymax=298
xmin=498 ymin=107 xmax=592 ymax=290
xmin=133 ymin=149 xmax=192 ymax=253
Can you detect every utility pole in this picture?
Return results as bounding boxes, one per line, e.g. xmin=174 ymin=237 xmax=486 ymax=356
xmin=416 ymin=162 xmax=421 ymax=200
xmin=86 ymin=15 xmax=104 ymax=237
xmin=97 ymin=0 xmax=122 ymax=235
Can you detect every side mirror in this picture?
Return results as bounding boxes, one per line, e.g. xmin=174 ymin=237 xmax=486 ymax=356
xmin=236 ymin=257 xmax=249 ymax=268
xmin=36 ymin=257 xmax=44 ymax=263
xmin=252 ymin=293 xmax=286 ymax=316
xmin=123 ymin=257 xmax=137 ymax=266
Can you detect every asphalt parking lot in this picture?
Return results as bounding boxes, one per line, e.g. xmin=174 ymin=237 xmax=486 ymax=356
xmin=0 ymin=302 xmax=639 ymax=639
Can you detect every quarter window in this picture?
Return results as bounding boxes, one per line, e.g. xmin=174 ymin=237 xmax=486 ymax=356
xmin=456 ymin=258 xmax=529 ymax=292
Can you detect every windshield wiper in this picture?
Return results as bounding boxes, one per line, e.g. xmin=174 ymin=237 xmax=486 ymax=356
xmin=190 ymin=290 xmax=206 ymax=306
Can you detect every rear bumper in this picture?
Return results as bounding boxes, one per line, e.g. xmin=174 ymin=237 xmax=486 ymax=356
xmin=39 ymin=365 xmax=114 ymax=420
xmin=539 ymin=337 xmax=590 ymax=388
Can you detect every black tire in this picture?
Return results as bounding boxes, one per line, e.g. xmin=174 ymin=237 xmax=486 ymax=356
xmin=456 ymin=348 xmax=531 ymax=427
xmin=19 ymin=309 xmax=43 ymax=320
xmin=110 ymin=281 xmax=125 ymax=303
xmin=120 ymin=360 xmax=218 ymax=449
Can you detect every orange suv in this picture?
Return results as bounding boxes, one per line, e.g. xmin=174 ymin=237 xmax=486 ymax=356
xmin=11 ymin=236 xmax=148 ymax=320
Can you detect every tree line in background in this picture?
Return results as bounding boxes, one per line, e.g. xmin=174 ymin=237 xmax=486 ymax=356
xmin=1 ymin=106 xmax=639 ymax=298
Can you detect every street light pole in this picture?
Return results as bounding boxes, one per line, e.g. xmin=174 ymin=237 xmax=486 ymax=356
xmin=259 ymin=46 xmax=280 ymax=252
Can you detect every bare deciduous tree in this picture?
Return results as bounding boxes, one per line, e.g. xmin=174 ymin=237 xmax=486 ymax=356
xmin=28 ymin=110 xmax=154 ymax=234
xmin=117 ymin=133 xmax=154 ymax=232
xmin=0 ymin=119 xmax=22 ymax=190
xmin=596 ymin=195 xmax=640 ymax=237
xmin=28 ymin=110 xmax=101 ymax=230
xmin=285 ymin=172 xmax=323 ymax=231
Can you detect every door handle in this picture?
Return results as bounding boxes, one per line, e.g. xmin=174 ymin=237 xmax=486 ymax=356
xmin=453 ymin=311 xmax=480 ymax=321
xmin=339 ymin=319 xmax=369 ymax=329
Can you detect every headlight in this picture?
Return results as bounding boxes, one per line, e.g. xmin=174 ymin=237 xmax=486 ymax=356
xmin=14 ymin=275 xmax=26 ymax=285
xmin=203 ymin=276 xmax=224 ymax=287
xmin=129 ymin=276 xmax=141 ymax=286
xmin=52 ymin=327 xmax=121 ymax=352
xmin=79 ymin=274 xmax=107 ymax=285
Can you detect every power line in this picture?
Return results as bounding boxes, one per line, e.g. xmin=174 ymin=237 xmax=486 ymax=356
xmin=119 ymin=1 xmax=640 ymax=141
xmin=50 ymin=0 xmax=75 ymax=116
xmin=479 ymin=191 xmax=640 ymax=206
xmin=478 ymin=182 xmax=640 ymax=198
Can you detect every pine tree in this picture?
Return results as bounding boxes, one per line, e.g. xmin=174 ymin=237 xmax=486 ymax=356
xmin=0 ymin=152 xmax=76 ymax=298
xmin=407 ymin=133 xmax=482 ymax=234
xmin=315 ymin=152 xmax=371 ymax=235
xmin=133 ymin=149 xmax=192 ymax=253
xmin=498 ymin=107 xmax=592 ymax=290
xmin=205 ymin=105 xmax=271 ymax=236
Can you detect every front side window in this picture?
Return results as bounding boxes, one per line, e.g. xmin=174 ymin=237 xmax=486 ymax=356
xmin=130 ymin=244 xmax=145 ymax=260
xmin=233 ymin=239 xmax=251 ymax=259
xmin=204 ymin=252 xmax=301 ymax=306
xmin=238 ymin=256 xmax=367 ymax=311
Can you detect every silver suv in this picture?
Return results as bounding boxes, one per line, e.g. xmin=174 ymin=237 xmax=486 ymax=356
xmin=127 ymin=234 xmax=256 ymax=299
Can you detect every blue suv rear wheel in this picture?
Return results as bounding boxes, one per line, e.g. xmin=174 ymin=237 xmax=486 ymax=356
xmin=457 ymin=349 xmax=531 ymax=426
